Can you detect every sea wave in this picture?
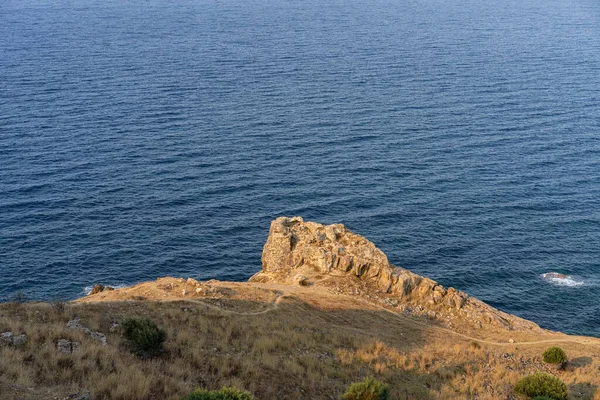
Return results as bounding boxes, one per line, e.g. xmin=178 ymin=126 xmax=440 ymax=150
xmin=541 ymin=272 xmax=584 ymax=287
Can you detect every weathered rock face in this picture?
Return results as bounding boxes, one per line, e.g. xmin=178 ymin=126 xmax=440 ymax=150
xmin=1 ymin=332 xmax=27 ymax=347
xmin=251 ymin=216 xmax=540 ymax=332
xmin=66 ymin=317 xmax=108 ymax=346
xmin=57 ymin=339 xmax=80 ymax=353
xmin=89 ymin=284 xmax=114 ymax=295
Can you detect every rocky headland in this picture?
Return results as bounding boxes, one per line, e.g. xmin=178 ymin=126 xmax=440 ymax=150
xmin=250 ymin=216 xmax=540 ymax=334
xmin=2 ymin=217 xmax=600 ymax=399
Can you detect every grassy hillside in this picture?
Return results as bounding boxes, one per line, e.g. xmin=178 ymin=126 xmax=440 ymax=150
xmin=1 ymin=279 xmax=599 ymax=399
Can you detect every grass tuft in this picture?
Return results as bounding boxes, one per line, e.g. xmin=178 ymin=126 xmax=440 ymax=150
xmin=342 ymin=377 xmax=388 ymax=400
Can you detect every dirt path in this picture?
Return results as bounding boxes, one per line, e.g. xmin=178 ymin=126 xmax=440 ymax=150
xmin=356 ymin=294 xmax=600 ymax=348
xmin=197 ymin=283 xmax=600 ymax=349
xmin=80 ymin=278 xmax=600 ymax=349
xmin=187 ymin=291 xmax=288 ymax=316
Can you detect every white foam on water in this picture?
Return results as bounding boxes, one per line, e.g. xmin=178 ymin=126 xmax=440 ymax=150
xmin=541 ymin=272 xmax=584 ymax=287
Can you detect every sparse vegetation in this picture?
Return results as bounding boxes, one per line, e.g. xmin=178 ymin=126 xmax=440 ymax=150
xmin=542 ymin=346 xmax=567 ymax=365
xmin=49 ymin=297 xmax=67 ymax=314
xmin=121 ymin=317 xmax=166 ymax=357
xmin=514 ymin=372 xmax=568 ymax=400
xmin=470 ymin=341 xmax=481 ymax=349
xmin=342 ymin=377 xmax=389 ymax=400
xmin=182 ymin=387 xmax=254 ymax=400
xmin=0 ymin=281 xmax=599 ymax=400
xmin=8 ymin=290 xmax=28 ymax=304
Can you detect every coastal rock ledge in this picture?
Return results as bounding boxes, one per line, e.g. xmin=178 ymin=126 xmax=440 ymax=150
xmin=251 ymin=216 xmax=541 ymax=332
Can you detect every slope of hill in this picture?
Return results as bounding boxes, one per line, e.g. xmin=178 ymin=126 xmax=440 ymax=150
xmin=2 ymin=217 xmax=599 ymax=399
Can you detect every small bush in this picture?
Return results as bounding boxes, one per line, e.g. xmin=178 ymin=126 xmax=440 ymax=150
xmin=182 ymin=387 xmax=254 ymax=400
xmin=532 ymin=396 xmax=555 ymax=400
xmin=121 ymin=317 xmax=166 ymax=357
xmin=49 ymin=297 xmax=67 ymax=314
xmin=8 ymin=290 xmax=28 ymax=304
xmin=514 ymin=372 xmax=568 ymax=400
xmin=542 ymin=346 xmax=567 ymax=365
xmin=342 ymin=377 xmax=389 ymax=400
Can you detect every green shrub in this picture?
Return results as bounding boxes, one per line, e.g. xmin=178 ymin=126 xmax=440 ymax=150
xmin=342 ymin=377 xmax=389 ymax=400
xmin=514 ymin=372 xmax=568 ymax=400
xmin=181 ymin=387 xmax=254 ymax=400
xmin=532 ymin=396 xmax=555 ymax=400
xmin=542 ymin=346 xmax=567 ymax=365
xmin=121 ymin=317 xmax=166 ymax=357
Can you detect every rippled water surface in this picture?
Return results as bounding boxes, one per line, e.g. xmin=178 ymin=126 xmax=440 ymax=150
xmin=2 ymin=0 xmax=600 ymax=335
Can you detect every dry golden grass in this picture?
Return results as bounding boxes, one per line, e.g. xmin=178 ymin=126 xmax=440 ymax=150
xmin=1 ymin=282 xmax=600 ymax=400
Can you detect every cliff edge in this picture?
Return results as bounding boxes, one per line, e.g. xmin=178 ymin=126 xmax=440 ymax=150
xmin=25 ymin=216 xmax=598 ymax=400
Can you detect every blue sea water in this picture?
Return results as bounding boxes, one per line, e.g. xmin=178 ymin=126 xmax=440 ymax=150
xmin=1 ymin=0 xmax=600 ymax=336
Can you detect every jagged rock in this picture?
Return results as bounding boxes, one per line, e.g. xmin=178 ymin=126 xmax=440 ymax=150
xmin=90 ymin=332 xmax=107 ymax=346
xmin=1 ymin=332 xmax=27 ymax=347
xmin=89 ymin=284 xmax=114 ymax=295
xmin=294 ymin=275 xmax=311 ymax=286
xmin=12 ymin=334 xmax=27 ymax=346
xmin=67 ymin=317 xmax=85 ymax=330
xmin=251 ymin=216 xmax=541 ymax=332
xmin=57 ymin=339 xmax=80 ymax=353
xmin=67 ymin=317 xmax=107 ymax=345
xmin=89 ymin=284 xmax=105 ymax=295
xmin=544 ymin=272 xmax=567 ymax=279
xmin=1 ymin=332 xmax=13 ymax=346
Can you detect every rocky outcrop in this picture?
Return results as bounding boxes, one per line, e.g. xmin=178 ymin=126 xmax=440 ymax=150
xmin=66 ymin=317 xmax=107 ymax=346
xmin=57 ymin=339 xmax=81 ymax=353
xmin=1 ymin=332 xmax=27 ymax=347
xmin=89 ymin=284 xmax=114 ymax=295
xmin=251 ymin=216 xmax=540 ymax=332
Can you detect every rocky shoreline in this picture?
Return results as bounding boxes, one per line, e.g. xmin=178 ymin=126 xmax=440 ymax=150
xmin=81 ymin=216 xmax=558 ymax=340
xmin=4 ymin=217 xmax=600 ymax=400
xmin=249 ymin=216 xmax=541 ymax=333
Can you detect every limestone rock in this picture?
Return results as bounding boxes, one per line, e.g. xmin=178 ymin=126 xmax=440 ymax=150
xmin=66 ymin=317 xmax=107 ymax=345
xmin=251 ymin=216 xmax=541 ymax=332
xmin=1 ymin=332 xmax=27 ymax=347
xmin=67 ymin=317 xmax=85 ymax=330
xmin=544 ymin=272 xmax=567 ymax=279
xmin=89 ymin=284 xmax=105 ymax=295
xmin=90 ymin=331 xmax=107 ymax=346
xmin=294 ymin=275 xmax=311 ymax=286
xmin=12 ymin=334 xmax=27 ymax=346
xmin=89 ymin=284 xmax=114 ymax=295
xmin=1 ymin=332 xmax=13 ymax=346
xmin=57 ymin=339 xmax=80 ymax=353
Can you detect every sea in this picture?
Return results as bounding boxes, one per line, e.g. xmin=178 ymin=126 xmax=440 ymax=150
xmin=1 ymin=0 xmax=600 ymax=336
